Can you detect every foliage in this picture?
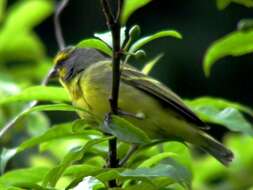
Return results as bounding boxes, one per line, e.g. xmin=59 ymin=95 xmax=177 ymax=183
xmin=216 ymin=0 xmax=253 ymax=9
xmin=121 ymin=0 xmax=152 ymax=25
xmin=0 ymin=0 xmax=253 ymax=190
xmin=204 ymin=2 xmax=253 ymax=76
xmin=203 ymin=30 xmax=253 ymax=76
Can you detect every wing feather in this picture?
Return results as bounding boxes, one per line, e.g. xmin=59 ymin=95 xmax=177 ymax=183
xmin=121 ymin=65 xmax=209 ymax=129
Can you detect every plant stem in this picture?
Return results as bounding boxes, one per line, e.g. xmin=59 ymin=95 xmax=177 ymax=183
xmin=54 ymin=0 xmax=69 ymax=50
xmin=101 ymin=0 xmax=123 ymax=187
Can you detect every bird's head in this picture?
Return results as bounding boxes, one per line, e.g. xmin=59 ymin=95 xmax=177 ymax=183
xmin=52 ymin=47 xmax=107 ymax=81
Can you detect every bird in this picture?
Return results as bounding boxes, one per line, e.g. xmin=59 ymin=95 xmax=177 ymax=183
xmin=52 ymin=47 xmax=233 ymax=166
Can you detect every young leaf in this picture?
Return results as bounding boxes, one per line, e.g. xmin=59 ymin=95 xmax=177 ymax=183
xmin=216 ymin=0 xmax=233 ymax=9
xmin=26 ymin=112 xmax=50 ymax=137
xmin=237 ymin=19 xmax=253 ymax=31
xmin=197 ymin=107 xmax=253 ymax=135
xmin=0 ymin=0 xmax=52 ymax=62
xmin=0 ymin=32 xmax=45 ymax=62
xmin=95 ymin=169 xmax=122 ymax=184
xmin=203 ymin=30 xmax=253 ymax=77
xmin=102 ymin=115 xmax=150 ymax=144
xmin=0 ymin=103 xmax=81 ymax=140
xmin=129 ymin=30 xmax=182 ymax=53
xmin=76 ymin=38 xmax=112 ymax=56
xmin=94 ymin=27 xmax=126 ymax=48
xmin=0 ymin=86 xmax=70 ymax=105
xmin=28 ymin=103 xmax=77 ymax=113
xmin=71 ymin=176 xmax=105 ymax=190
xmin=129 ymin=25 xmax=141 ymax=41
xmin=216 ymin=0 xmax=253 ymax=10
xmin=64 ymin=164 xmax=102 ymax=177
xmin=4 ymin=0 xmax=53 ymax=31
xmin=18 ymin=121 xmax=101 ymax=152
xmin=185 ymin=97 xmax=253 ymax=117
xmin=0 ymin=167 xmax=50 ymax=187
xmin=142 ymin=54 xmax=164 ymax=75
xmin=121 ymin=0 xmax=152 ymax=25
xmin=186 ymin=97 xmax=253 ymax=135
xmin=0 ymin=0 xmax=6 ymax=22
xmin=120 ymin=163 xmax=191 ymax=189
xmin=43 ymin=137 xmax=112 ymax=187
xmin=138 ymin=152 xmax=177 ymax=168
xmin=0 ymin=183 xmax=23 ymax=190
xmin=65 ymin=167 xmax=107 ymax=190
xmin=0 ymin=148 xmax=17 ymax=174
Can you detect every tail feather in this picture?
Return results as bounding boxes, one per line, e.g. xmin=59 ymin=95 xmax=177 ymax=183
xmin=199 ymin=133 xmax=233 ymax=166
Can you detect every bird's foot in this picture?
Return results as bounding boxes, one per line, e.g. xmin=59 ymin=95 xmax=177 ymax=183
xmin=118 ymin=109 xmax=145 ymax=120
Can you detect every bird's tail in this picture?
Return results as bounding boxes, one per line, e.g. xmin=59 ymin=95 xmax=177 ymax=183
xmin=198 ymin=132 xmax=234 ymax=166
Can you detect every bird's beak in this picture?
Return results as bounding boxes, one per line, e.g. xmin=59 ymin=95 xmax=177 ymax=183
xmin=49 ymin=66 xmax=58 ymax=79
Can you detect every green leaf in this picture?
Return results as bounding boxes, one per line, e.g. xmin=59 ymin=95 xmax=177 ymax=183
xmin=18 ymin=121 xmax=101 ymax=152
xmin=94 ymin=27 xmax=126 ymax=48
xmin=71 ymin=176 xmax=105 ymax=190
xmin=0 ymin=121 xmax=100 ymax=173
xmin=43 ymin=137 xmax=112 ymax=187
xmin=5 ymin=0 xmax=53 ymax=32
xmin=76 ymin=38 xmax=112 ymax=56
xmin=199 ymin=107 xmax=253 ymax=135
xmin=121 ymin=0 xmax=152 ymax=25
xmin=185 ymin=97 xmax=253 ymax=117
xmin=0 ymin=182 xmax=23 ymax=190
xmin=65 ymin=165 xmax=105 ymax=190
xmin=0 ymin=0 xmax=52 ymax=62
xmin=95 ymin=169 xmax=121 ymax=183
xmin=216 ymin=0 xmax=253 ymax=9
xmin=203 ymin=30 xmax=253 ymax=76
xmin=216 ymin=0 xmax=232 ymax=9
xmin=0 ymin=32 xmax=45 ymax=62
xmin=142 ymin=54 xmax=164 ymax=75
xmin=121 ymin=163 xmax=192 ymax=189
xmin=129 ymin=25 xmax=141 ymax=41
xmin=0 ymin=148 xmax=17 ymax=174
xmin=129 ymin=30 xmax=182 ymax=53
xmin=186 ymin=97 xmax=253 ymax=135
xmin=0 ymin=103 xmax=80 ymax=140
xmin=0 ymin=0 xmax=6 ymax=22
xmin=26 ymin=112 xmax=50 ymax=137
xmin=102 ymin=115 xmax=150 ymax=144
xmin=64 ymin=164 xmax=102 ymax=177
xmin=237 ymin=19 xmax=253 ymax=31
xmin=0 ymin=86 xmax=70 ymax=105
xmin=226 ymin=134 xmax=253 ymax=165
xmin=162 ymin=142 xmax=192 ymax=171
xmin=0 ymin=167 xmax=50 ymax=187
xmin=123 ymin=182 xmax=157 ymax=190
xmin=138 ymin=152 xmax=177 ymax=168
xmin=28 ymin=103 xmax=81 ymax=113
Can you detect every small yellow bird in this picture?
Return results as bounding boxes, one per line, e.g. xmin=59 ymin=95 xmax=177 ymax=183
xmin=53 ymin=47 xmax=233 ymax=165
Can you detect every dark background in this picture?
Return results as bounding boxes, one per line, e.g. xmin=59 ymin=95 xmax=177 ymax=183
xmin=35 ymin=0 xmax=253 ymax=107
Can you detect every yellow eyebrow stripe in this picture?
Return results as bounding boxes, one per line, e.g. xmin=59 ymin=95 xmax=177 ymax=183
xmin=53 ymin=52 xmax=69 ymax=65
xmin=53 ymin=47 xmax=76 ymax=65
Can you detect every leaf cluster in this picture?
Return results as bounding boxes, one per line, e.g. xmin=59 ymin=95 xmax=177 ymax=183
xmin=1 ymin=1 xmax=253 ymax=190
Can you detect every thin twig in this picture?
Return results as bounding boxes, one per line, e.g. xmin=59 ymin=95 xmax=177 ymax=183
xmin=54 ymin=0 xmax=69 ymax=50
xmin=0 ymin=0 xmax=69 ymax=139
xmin=101 ymin=0 xmax=124 ymax=187
xmin=101 ymin=0 xmax=115 ymax=25
xmin=116 ymin=0 xmax=123 ymax=20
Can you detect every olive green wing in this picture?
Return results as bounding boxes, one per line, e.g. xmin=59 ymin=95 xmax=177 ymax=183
xmin=121 ymin=65 xmax=209 ymax=129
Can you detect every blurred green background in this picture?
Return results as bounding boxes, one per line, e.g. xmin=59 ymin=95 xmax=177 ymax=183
xmin=1 ymin=0 xmax=253 ymax=190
